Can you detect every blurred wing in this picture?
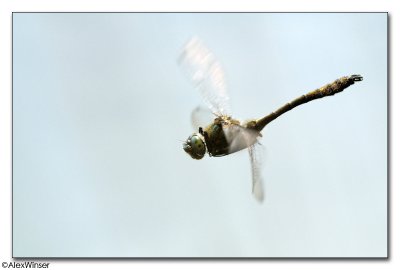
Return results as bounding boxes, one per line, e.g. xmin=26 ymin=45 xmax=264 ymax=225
xmin=248 ymin=142 xmax=265 ymax=202
xmin=191 ymin=105 xmax=214 ymax=131
xmin=224 ymin=124 xmax=260 ymax=155
xmin=178 ymin=37 xmax=231 ymax=116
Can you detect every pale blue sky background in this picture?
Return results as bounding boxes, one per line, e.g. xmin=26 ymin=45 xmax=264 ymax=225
xmin=13 ymin=13 xmax=387 ymax=257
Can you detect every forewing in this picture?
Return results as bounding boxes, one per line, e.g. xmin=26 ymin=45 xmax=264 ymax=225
xmin=248 ymin=143 xmax=265 ymax=202
xmin=178 ymin=37 xmax=231 ymax=116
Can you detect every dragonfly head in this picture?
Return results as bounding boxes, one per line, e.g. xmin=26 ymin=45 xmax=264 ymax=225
xmin=183 ymin=133 xmax=206 ymax=160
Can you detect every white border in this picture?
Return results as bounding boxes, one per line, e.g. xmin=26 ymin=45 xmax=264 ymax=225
xmin=1 ymin=1 xmax=396 ymax=270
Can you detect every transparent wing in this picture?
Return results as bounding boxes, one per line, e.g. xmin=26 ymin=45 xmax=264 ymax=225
xmin=248 ymin=142 xmax=265 ymax=202
xmin=191 ymin=106 xmax=214 ymax=131
xmin=178 ymin=37 xmax=231 ymax=116
xmin=224 ymin=123 xmax=260 ymax=155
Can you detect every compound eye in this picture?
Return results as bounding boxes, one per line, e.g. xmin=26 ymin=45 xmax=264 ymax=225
xmin=191 ymin=136 xmax=204 ymax=150
xmin=183 ymin=134 xmax=206 ymax=159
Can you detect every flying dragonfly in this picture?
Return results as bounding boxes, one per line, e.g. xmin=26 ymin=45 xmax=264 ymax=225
xmin=179 ymin=37 xmax=363 ymax=202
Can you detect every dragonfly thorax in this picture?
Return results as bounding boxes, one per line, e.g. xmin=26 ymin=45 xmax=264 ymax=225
xmin=183 ymin=133 xmax=206 ymax=160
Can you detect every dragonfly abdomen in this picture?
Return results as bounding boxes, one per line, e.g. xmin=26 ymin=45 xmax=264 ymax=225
xmin=255 ymin=75 xmax=363 ymax=132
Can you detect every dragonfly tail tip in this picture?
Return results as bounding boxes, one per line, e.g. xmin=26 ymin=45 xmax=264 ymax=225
xmin=350 ymin=74 xmax=363 ymax=82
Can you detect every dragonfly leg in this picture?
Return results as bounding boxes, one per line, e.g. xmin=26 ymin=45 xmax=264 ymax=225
xmin=199 ymin=126 xmax=213 ymax=156
xmin=203 ymin=131 xmax=212 ymax=156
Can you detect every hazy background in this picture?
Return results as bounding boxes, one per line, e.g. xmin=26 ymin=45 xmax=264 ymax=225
xmin=13 ymin=13 xmax=387 ymax=257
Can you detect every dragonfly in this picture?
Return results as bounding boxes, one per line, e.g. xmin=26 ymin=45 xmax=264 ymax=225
xmin=179 ymin=37 xmax=363 ymax=202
